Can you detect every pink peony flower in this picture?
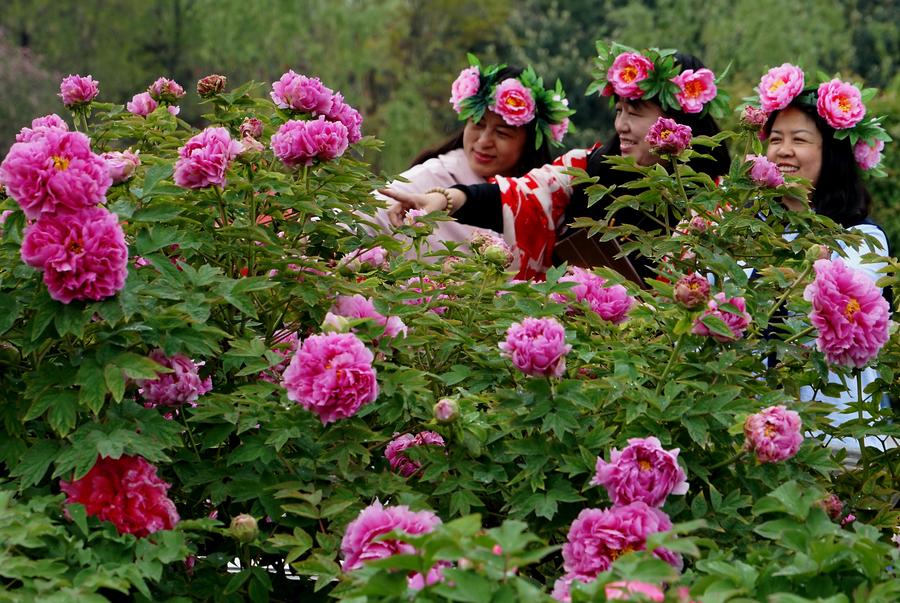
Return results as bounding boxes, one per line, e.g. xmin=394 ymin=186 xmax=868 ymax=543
xmin=550 ymin=117 xmax=570 ymax=143
xmin=102 ymin=149 xmax=141 ymax=184
xmin=499 ymin=316 xmax=571 ymax=377
xmin=59 ymin=74 xmax=99 ymax=108
xmin=757 ymin=63 xmax=805 ymax=112
xmin=271 ymin=118 xmax=349 ymax=168
xmin=400 ymin=276 xmax=450 ymax=314
xmin=450 ymin=66 xmax=481 ymax=112
xmin=740 ymin=105 xmax=769 ymax=131
xmin=554 ymin=267 xmax=635 ymax=324
xmin=816 ymin=79 xmax=865 ymax=130
xmin=330 ymin=294 xmax=407 ymax=339
xmin=744 ymin=405 xmax=803 ymax=463
xmin=645 ymin=117 xmax=692 ymax=155
xmin=59 ymin=455 xmax=179 ymax=537
xmin=147 ymin=77 xmax=186 ymax=103
xmin=691 ymin=293 xmax=752 ymax=342
xmin=339 ymin=246 xmax=389 ymax=271
xmin=21 ymin=206 xmax=127 ymax=303
xmin=384 ymin=431 xmax=446 ymax=477
xmin=490 ymin=78 xmax=536 ymax=126
xmin=270 ymin=70 xmax=334 ymax=114
xmin=326 ymin=92 xmax=363 ymax=144
xmin=341 ymin=501 xmax=441 ymax=571
xmin=853 ymin=139 xmax=884 ymax=171
xmin=306 ymin=116 xmax=349 ymax=161
xmin=592 ymin=436 xmax=689 ymax=507
xmin=674 ymin=273 xmax=710 ymax=309
xmin=258 ymin=330 xmax=299 ymax=383
xmin=607 ymin=52 xmax=654 ymax=100
xmin=671 ymin=68 xmax=716 ymax=113
xmin=745 ymin=154 xmax=784 ymax=187
xmin=803 ymin=258 xmax=890 ymax=367
xmin=239 ymin=117 xmax=264 ymax=140
xmin=173 ymin=127 xmax=243 ymax=189
xmin=137 ymin=349 xmax=212 ymax=408
xmin=16 ymin=114 xmax=68 ymax=143
xmin=0 ymin=129 xmax=112 ymax=220
xmin=127 ymin=92 xmax=158 ymax=117
xmin=281 ymin=332 xmax=378 ymax=424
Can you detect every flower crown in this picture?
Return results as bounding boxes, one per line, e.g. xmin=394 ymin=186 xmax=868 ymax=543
xmin=748 ymin=63 xmax=891 ymax=174
xmin=449 ymin=54 xmax=575 ymax=148
xmin=588 ymin=41 xmax=729 ymax=119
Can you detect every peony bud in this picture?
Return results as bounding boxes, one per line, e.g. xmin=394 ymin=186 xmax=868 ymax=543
xmin=197 ymin=74 xmax=227 ymax=98
xmin=740 ymin=105 xmax=768 ymax=131
xmin=321 ymin=312 xmax=352 ymax=333
xmin=673 ymin=273 xmax=710 ymax=309
xmin=230 ymin=514 xmax=259 ymax=543
xmin=433 ymin=398 xmax=459 ymax=423
xmin=239 ymin=117 xmax=264 ymax=140
xmin=805 ymin=244 xmax=830 ymax=263
xmin=482 ymin=243 xmax=513 ymax=268
xmin=817 ymin=493 xmax=843 ymax=521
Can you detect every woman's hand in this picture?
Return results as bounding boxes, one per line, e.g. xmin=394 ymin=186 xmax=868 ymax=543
xmin=381 ymin=188 xmax=448 ymax=227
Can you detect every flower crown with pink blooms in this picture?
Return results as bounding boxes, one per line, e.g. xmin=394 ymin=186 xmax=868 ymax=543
xmin=588 ymin=42 xmax=729 ymax=119
xmin=449 ymin=54 xmax=575 ymax=148
xmin=747 ymin=63 xmax=891 ymax=175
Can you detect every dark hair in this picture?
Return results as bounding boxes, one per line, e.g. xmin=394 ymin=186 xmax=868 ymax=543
xmin=408 ymin=65 xmax=552 ymax=175
xmin=763 ymin=98 xmax=871 ymax=227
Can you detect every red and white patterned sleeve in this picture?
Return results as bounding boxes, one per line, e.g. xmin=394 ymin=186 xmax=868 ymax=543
xmin=492 ymin=147 xmax=593 ymax=280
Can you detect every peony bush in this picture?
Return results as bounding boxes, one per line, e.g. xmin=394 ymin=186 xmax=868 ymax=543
xmin=0 ymin=66 xmax=899 ymax=603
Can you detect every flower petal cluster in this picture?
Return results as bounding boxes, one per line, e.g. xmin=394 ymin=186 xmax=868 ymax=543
xmin=102 ymin=150 xmax=141 ymax=184
xmin=59 ymin=455 xmax=179 ymax=537
xmin=16 ymin=114 xmax=69 ymax=143
xmin=499 ymin=316 xmax=571 ymax=377
xmin=757 ymin=63 xmax=805 ymax=112
xmin=339 ymin=246 xmax=389 ymax=271
xmin=674 ymin=273 xmax=710 ymax=309
xmin=592 ymin=436 xmax=689 ymax=507
xmin=127 ymin=92 xmax=159 ymax=117
xmin=326 ymin=92 xmax=364 ymax=144
xmin=746 ymin=154 xmax=784 ymax=187
xmin=692 ymin=292 xmax=751 ymax=342
xmin=271 ymin=117 xmax=349 ymax=168
xmin=671 ymin=68 xmax=716 ymax=114
xmin=282 ymin=332 xmax=378 ymax=424
xmin=550 ymin=117 xmax=570 ymax=143
xmin=490 ymin=77 xmax=536 ymax=126
xmin=59 ymin=74 xmax=99 ymax=108
xmin=147 ymin=77 xmax=186 ymax=103
xmin=137 ymin=349 xmax=212 ymax=409
xmin=341 ymin=501 xmax=441 ymax=571
xmin=554 ymin=267 xmax=635 ymax=324
xmin=450 ymin=66 xmax=481 ymax=112
xmin=816 ymin=79 xmax=865 ymax=129
xmin=384 ymin=431 xmax=446 ymax=477
xmin=803 ymin=258 xmax=890 ymax=367
xmin=853 ymin=139 xmax=884 ymax=171
xmin=743 ymin=405 xmax=803 ymax=463
xmin=606 ymin=52 xmax=654 ymax=99
xmin=174 ymin=127 xmax=243 ymax=189
xmin=270 ymin=70 xmax=334 ymax=114
xmin=327 ymin=294 xmax=407 ymax=339
xmin=645 ymin=117 xmax=692 ymax=155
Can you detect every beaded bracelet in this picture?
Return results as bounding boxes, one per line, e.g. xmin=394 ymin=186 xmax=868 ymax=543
xmin=425 ymin=187 xmax=454 ymax=215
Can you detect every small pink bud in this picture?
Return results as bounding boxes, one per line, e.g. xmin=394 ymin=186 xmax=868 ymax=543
xmin=840 ymin=514 xmax=856 ymax=527
xmin=433 ymin=398 xmax=459 ymax=423
xmin=230 ymin=514 xmax=259 ymax=543
xmin=239 ymin=117 xmax=264 ymax=140
xmin=197 ymin=74 xmax=227 ymax=98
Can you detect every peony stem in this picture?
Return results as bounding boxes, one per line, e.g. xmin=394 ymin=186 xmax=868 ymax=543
xmin=655 ymin=333 xmax=685 ymax=396
xmin=709 ymin=449 xmax=746 ymax=471
xmin=784 ymin=325 xmax=816 ymax=345
xmin=765 ymin=263 xmax=813 ymax=326
xmin=856 ymin=369 xmax=867 ymax=467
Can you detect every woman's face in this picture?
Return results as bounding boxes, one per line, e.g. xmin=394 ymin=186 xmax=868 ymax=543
xmin=463 ymin=110 xmax=528 ymax=178
xmin=766 ymin=106 xmax=823 ymax=189
xmin=614 ymin=100 xmax=666 ymax=167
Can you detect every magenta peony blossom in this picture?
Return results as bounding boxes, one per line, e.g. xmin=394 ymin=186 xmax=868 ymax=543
xmin=816 ymin=79 xmax=865 ymax=130
xmin=20 ymin=206 xmax=127 ymax=303
xmin=671 ymin=68 xmax=716 ymax=113
xmin=490 ymin=78 xmax=536 ymax=126
xmin=450 ymin=66 xmax=481 ymax=112
xmin=645 ymin=117 xmax=692 ymax=155
xmin=592 ymin=436 xmax=689 ymax=507
xmin=127 ymin=92 xmax=158 ymax=117
xmin=692 ymin=292 xmax=751 ymax=343
xmin=803 ymin=258 xmax=890 ymax=367
xmin=102 ymin=149 xmax=141 ymax=184
xmin=239 ymin=117 xmax=264 ymax=140
xmin=306 ymin=116 xmax=349 ymax=161
xmin=384 ymin=431 xmax=446 ymax=477
xmin=0 ymin=129 xmax=112 ymax=220
xmin=173 ymin=127 xmax=243 ymax=189
xmin=744 ymin=405 xmax=803 ymax=463
xmin=326 ymin=92 xmax=363 ymax=144
xmin=271 ymin=118 xmax=349 ymax=168
xmin=746 ymin=154 xmax=784 ymax=187
xmin=607 ymin=52 xmax=654 ymax=100
xmin=16 ymin=114 xmax=69 ymax=143
xmin=740 ymin=106 xmax=768 ymax=131
xmin=147 ymin=77 xmax=185 ymax=103
xmin=282 ymin=332 xmax=378 ymax=424
xmin=59 ymin=455 xmax=179 ymax=537
xmin=341 ymin=501 xmax=441 ymax=571
xmin=59 ymin=74 xmax=99 ymax=108
xmin=757 ymin=63 xmax=805 ymax=112
xmin=550 ymin=117 xmax=570 ymax=143
xmin=499 ymin=316 xmax=571 ymax=377
xmin=339 ymin=246 xmax=389 ymax=271
xmin=137 ymin=349 xmax=212 ymax=409
xmin=674 ymin=273 xmax=711 ymax=309
xmin=853 ymin=139 xmax=884 ymax=171
xmin=329 ymin=294 xmax=407 ymax=339
xmin=270 ymin=70 xmax=334 ymax=114
xmin=554 ymin=267 xmax=635 ymax=324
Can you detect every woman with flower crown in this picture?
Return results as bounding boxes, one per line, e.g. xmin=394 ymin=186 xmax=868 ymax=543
xmin=383 ymin=43 xmax=730 ymax=280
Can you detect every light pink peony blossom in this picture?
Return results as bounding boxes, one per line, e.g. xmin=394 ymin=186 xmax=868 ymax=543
xmin=490 ymin=78 xmax=536 ymax=126
xmin=607 ymin=52 xmax=654 ymax=100
xmin=853 ymin=139 xmax=884 ymax=171
xmin=803 ymin=258 xmax=890 ymax=367
xmin=645 ymin=117 xmax=692 ymax=155
xmin=330 ymin=294 xmax=407 ymax=339
xmin=499 ymin=316 xmax=571 ymax=377
xmin=21 ymin=206 xmax=128 ymax=303
xmin=102 ymin=149 xmax=141 ymax=184
xmin=674 ymin=273 xmax=710 ymax=309
xmin=147 ymin=77 xmax=186 ymax=103
xmin=746 ymin=154 xmax=784 ymax=187
xmin=270 ymin=70 xmax=334 ymax=114
xmin=326 ymin=92 xmax=363 ymax=144
xmin=258 ymin=330 xmax=299 ymax=383
xmin=744 ymin=405 xmax=803 ymax=463
xmin=16 ymin=114 xmax=69 ymax=143
xmin=450 ymin=66 xmax=481 ymax=112
xmin=691 ymin=292 xmax=752 ymax=342
xmin=339 ymin=246 xmax=389 ymax=271
xmin=60 ymin=455 xmax=179 ymax=537
xmin=550 ymin=117 xmax=570 ymax=143
xmin=384 ymin=431 xmax=446 ymax=477
xmin=740 ymin=105 xmax=768 ymax=131
xmin=282 ymin=332 xmax=378 ymax=424
xmin=239 ymin=117 xmax=264 ymax=140
xmin=553 ymin=267 xmax=635 ymax=324
xmin=592 ymin=436 xmax=689 ymax=507
xmin=173 ymin=127 xmax=243 ymax=189
xmin=127 ymin=92 xmax=158 ymax=117
xmin=0 ymin=129 xmax=112 ymax=219
xmin=137 ymin=349 xmax=212 ymax=408
xmin=341 ymin=501 xmax=441 ymax=572
xmin=757 ymin=64 xmax=805 ymax=112
xmin=671 ymin=68 xmax=716 ymax=113
xmin=816 ymin=79 xmax=865 ymax=130
xmin=59 ymin=74 xmax=99 ymax=108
